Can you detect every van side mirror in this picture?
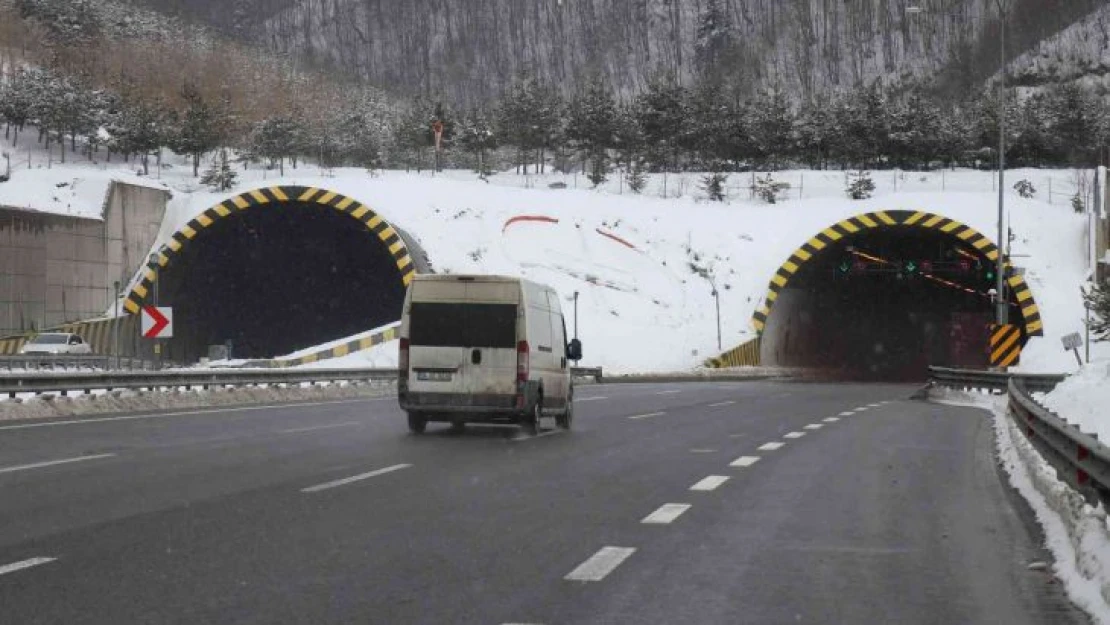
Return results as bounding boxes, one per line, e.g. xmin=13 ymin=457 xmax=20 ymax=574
xmin=567 ymin=338 xmax=582 ymax=361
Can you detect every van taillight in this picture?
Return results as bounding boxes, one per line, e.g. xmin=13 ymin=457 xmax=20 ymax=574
xmin=399 ymin=338 xmax=410 ymax=378
xmin=516 ymin=340 xmax=529 ymax=384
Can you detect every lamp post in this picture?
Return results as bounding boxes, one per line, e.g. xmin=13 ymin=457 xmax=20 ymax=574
xmin=906 ymin=1 xmax=1010 ymax=327
xmin=148 ymin=253 xmax=161 ymax=370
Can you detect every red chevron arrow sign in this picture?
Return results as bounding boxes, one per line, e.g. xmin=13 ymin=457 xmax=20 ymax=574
xmin=141 ymin=306 xmax=173 ymax=339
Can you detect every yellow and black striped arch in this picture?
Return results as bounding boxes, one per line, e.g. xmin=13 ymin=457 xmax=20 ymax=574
xmin=750 ymin=210 xmax=1043 ymax=338
xmin=124 ymin=186 xmax=417 ymax=314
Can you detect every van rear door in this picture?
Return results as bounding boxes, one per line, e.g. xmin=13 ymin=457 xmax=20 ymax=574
xmin=408 ymin=300 xmax=520 ymax=400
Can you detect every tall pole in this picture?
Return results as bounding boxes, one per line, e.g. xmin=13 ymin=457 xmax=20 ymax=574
xmin=113 ymin=280 xmax=120 ymax=371
xmin=995 ymin=0 xmax=1009 ymax=326
xmin=714 ymin=289 xmax=721 ymax=350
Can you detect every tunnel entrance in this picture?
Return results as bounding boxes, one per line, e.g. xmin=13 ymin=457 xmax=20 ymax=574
xmin=760 ymin=224 xmax=1023 ymax=381
xmin=155 ymin=201 xmax=405 ymax=362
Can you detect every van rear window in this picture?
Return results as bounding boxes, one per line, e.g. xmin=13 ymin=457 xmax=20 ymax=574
xmin=409 ymin=303 xmax=517 ymax=348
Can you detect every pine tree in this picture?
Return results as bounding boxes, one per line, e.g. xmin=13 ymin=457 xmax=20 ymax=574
xmin=457 ymin=109 xmax=498 ymax=176
xmin=0 ymin=69 xmax=35 ymax=146
xmin=170 ymin=82 xmax=223 ymax=177
xmin=1085 ymin=282 xmax=1110 ymax=342
xmin=633 ymin=75 xmax=687 ymax=172
xmin=113 ymin=97 xmax=168 ymax=175
xmin=201 ymin=148 xmax=237 ymax=191
xmin=566 ymin=77 xmax=616 ymax=185
xmin=627 ymin=158 xmax=647 ymax=194
xmin=748 ymin=85 xmax=794 ymax=169
xmin=251 ymin=116 xmax=302 ymax=176
xmin=701 ymin=172 xmax=727 ymax=202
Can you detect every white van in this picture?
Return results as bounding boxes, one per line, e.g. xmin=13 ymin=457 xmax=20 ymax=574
xmin=398 ymin=274 xmax=583 ymax=435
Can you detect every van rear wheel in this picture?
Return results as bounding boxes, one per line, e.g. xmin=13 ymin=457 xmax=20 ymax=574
xmin=407 ymin=412 xmax=427 ymax=434
xmin=556 ymin=396 xmax=573 ymax=430
xmin=522 ymin=400 xmax=541 ymax=436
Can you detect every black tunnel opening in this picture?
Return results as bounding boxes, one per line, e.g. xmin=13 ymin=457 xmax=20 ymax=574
xmin=761 ymin=227 xmax=1022 ymax=381
xmin=156 ymin=202 xmax=405 ymax=362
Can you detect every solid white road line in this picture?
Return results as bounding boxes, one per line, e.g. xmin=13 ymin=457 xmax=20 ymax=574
xmin=301 ymin=463 xmax=412 ymax=493
xmin=823 ymin=417 xmax=840 ymax=423
xmin=0 ymin=398 xmax=379 ymax=432
xmin=757 ymin=442 xmax=785 ymax=451
xmin=564 ymin=547 xmax=637 ymax=582
xmin=803 ymin=424 xmax=824 ymax=430
xmin=0 ymin=453 xmax=116 ymax=475
xmin=708 ymin=400 xmax=736 ymax=407
xmin=642 ymin=503 xmax=692 ymax=524
xmin=690 ymin=475 xmax=730 ymax=491
xmin=0 ymin=557 xmax=56 ymax=577
xmin=655 ymin=390 xmax=681 ymax=395
xmin=628 ymin=412 xmax=665 ymax=420
xmin=783 ymin=431 xmax=806 ymax=439
xmin=729 ymin=456 xmax=761 ymax=467
xmin=280 ymin=422 xmax=360 ymax=434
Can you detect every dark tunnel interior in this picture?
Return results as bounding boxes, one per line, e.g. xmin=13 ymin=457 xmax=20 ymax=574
xmin=761 ymin=227 xmax=1023 ymax=381
xmin=155 ymin=203 xmax=405 ymax=361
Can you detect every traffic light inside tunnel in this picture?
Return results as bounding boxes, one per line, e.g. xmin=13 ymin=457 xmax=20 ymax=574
xmin=154 ymin=202 xmax=405 ymax=361
xmin=760 ymin=226 xmax=1022 ymax=380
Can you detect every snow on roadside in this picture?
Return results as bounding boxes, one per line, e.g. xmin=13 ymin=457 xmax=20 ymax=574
xmin=1038 ymin=360 xmax=1110 ymax=442
xmin=988 ymin=392 xmax=1110 ymax=625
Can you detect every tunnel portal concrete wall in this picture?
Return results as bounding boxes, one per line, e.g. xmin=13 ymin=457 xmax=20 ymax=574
xmin=0 ymin=181 xmax=169 ymax=349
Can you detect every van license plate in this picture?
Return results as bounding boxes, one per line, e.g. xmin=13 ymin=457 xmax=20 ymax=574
xmin=417 ymin=371 xmax=453 ymax=382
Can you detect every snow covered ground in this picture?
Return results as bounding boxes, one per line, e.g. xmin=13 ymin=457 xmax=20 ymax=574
xmin=1038 ymin=360 xmax=1110 ymax=441
xmin=1 ymin=137 xmax=1102 ymax=373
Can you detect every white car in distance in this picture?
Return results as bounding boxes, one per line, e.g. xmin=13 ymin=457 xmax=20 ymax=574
xmin=20 ymin=333 xmax=93 ymax=355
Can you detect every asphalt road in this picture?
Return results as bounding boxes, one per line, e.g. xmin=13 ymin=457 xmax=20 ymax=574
xmin=0 ymin=381 xmax=1088 ymax=624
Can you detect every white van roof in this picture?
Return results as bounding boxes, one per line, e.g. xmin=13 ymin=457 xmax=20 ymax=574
xmin=411 ymin=274 xmax=524 ymax=284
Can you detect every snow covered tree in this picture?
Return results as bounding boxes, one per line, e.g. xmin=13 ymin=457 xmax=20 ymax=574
xmin=1085 ymin=282 xmax=1110 ymax=342
xmin=0 ymin=68 xmax=37 ymax=146
xmin=795 ymin=100 xmax=837 ymax=169
xmin=457 ymin=109 xmax=498 ymax=176
xmin=846 ymin=171 xmax=875 ymax=200
xmin=694 ymin=0 xmax=737 ymax=86
xmin=201 ymin=148 xmax=237 ymax=191
xmin=496 ymin=75 xmax=562 ymax=174
xmin=627 ymin=158 xmax=647 ymax=194
xmin=685 ymin=79 xmax=730 ymax=169
xmin=633 ymin=76 xmax=687 ymax=172
xmin=169 ymin=82 xmax=224 ymax=177
xmin=250 ymin=116 xmax=303 ymax=176
xmin=566 ymin=77 xmax=616 ymax=184
xmin=748 ymin=86 xmax=794 ymax=169
xmin=612 ymin=104 xmax=644 ymax=174
xmin=112 ymin=97 xmax=169 ymax=175
xmin=701 ymin=172 xmax=727 ymax=201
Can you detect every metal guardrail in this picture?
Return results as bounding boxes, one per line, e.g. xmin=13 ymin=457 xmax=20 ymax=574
xmin=0 ymin=355 xmax=162 ymax=372
xmin=926 ymin=366 xmax=1066 ymax=393
xmin=928 ymin=366 xmax=1110 ymax=507
xmin=0 ymin=366 xmax=605 ymax=399
xmin=0 ymin=367 xmax=398 ymax=399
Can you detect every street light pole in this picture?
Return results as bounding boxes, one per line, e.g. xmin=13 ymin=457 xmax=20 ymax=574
xmin=148 ymin=253 xmax=161 ymax=370
xmin=995 ymin=0 xmax=1009 ymax=327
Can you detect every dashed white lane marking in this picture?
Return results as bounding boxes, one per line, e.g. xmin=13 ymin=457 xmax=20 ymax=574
xmin=301 ymin=463 xmax=412 ymax=493
xmin=803 ymin=424 xmax=823 ymax=430
xmin=783 ymin=431 xmax=806 ymax=439
xmin=628 ymin=412 xmax=665 ymax=420
xmin=0 ymin=453 xmax=116 ymax=475
xmin=280 ymin=421 xmax=359 ymax=434
xmin=708 ymin=400 xmax=736 ymax=407
xmin=0 ymin=557 xmax=56 ymax=577
xmin=854 ymin=407 xmax=870 ymax=412
xmin=655 ymin=390 xmax=681 ymax=395
xmin=509 ymin=430 xmax=565 ymax=442
xmin=565 ymin=547 xmax=637 ymax=582
xmin=823 ymin=417 xmax=840 ymax=423
xmin=0 ymin=398 xmax=380 ymax=431
xmin=576 ymin=396 xmax=608 ymax=402
xmin=689 ymin=448 xmax=717 ymax=453
xmin=868 ymin=403 xmax=883 ymax=408
xmin=758 ymin=442 xmax=785 ymax=451
xmin=729 ymin=456 xmax=761 ymax=467
xmin=839 ymin=411 xmax=856 ymax=416
xmin=690 ymin=475 xmax=730 ymax=491
xmin=642 ymin=503 xmax=692 ymax=524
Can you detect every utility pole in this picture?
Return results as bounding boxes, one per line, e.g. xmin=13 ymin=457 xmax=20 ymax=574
xmin=113 ymin=280 xmax=120 ymax=371
xmin=149 ymin=253 xmax=161 ymax=370
xmin=995 ymin=0 xmax=1010 ymax=327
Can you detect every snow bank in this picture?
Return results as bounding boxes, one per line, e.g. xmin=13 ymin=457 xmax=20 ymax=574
xmin=990 ymin=393 xmax=1110 ymax=625
xmin=1038 ymin=360 xmax=1110 ymax=441
xmin=0 ymin=168 xmax=169 ymax=219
